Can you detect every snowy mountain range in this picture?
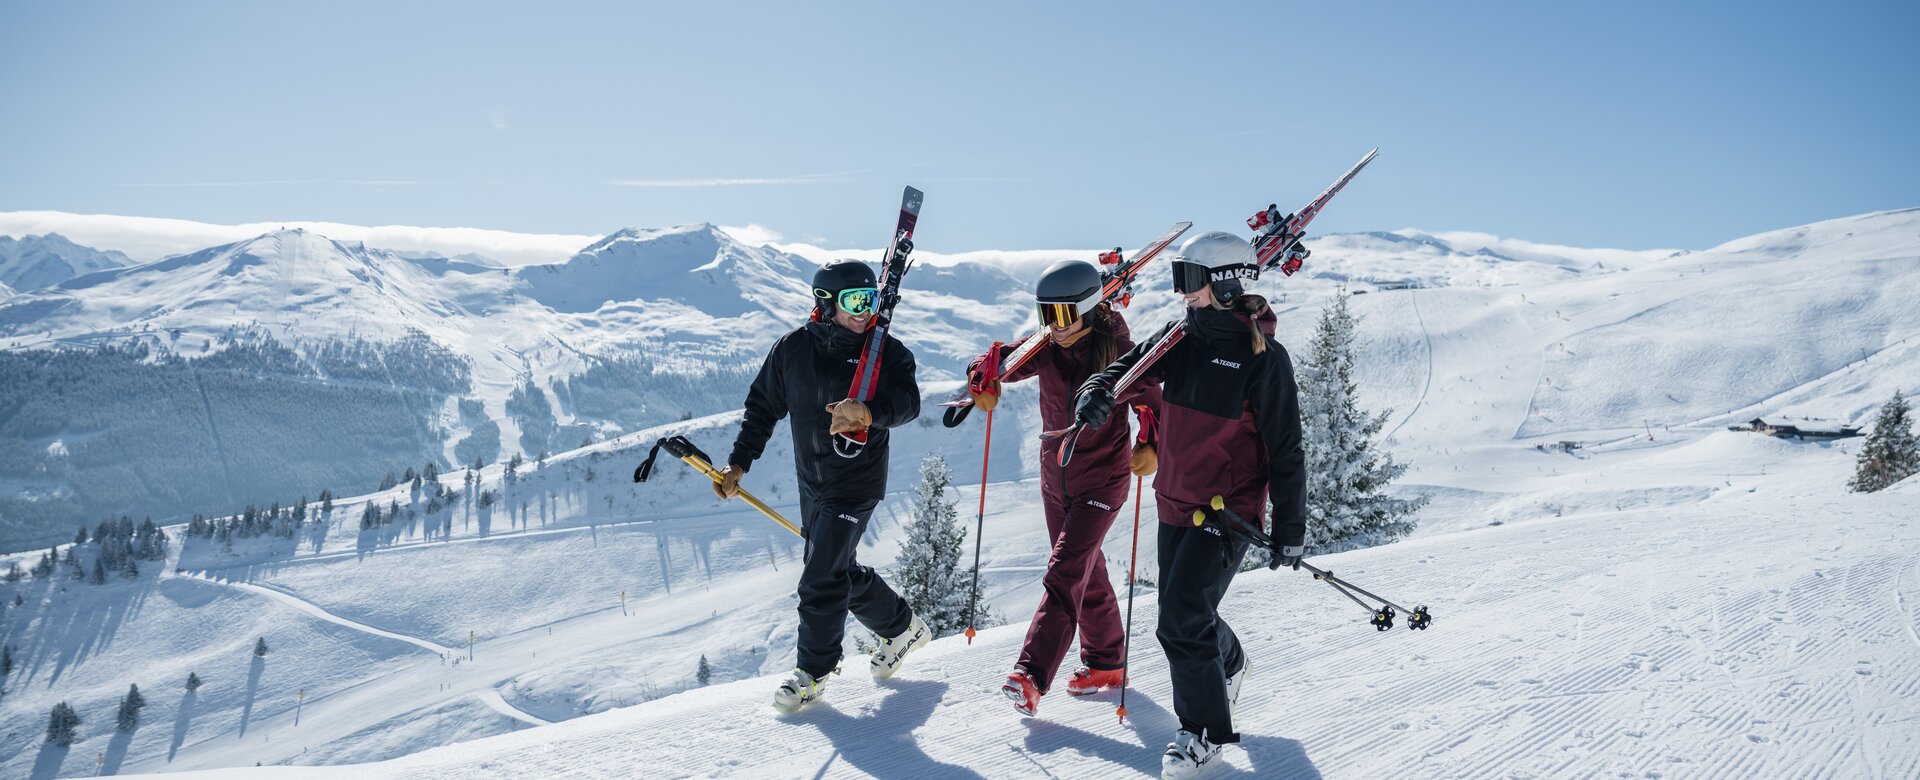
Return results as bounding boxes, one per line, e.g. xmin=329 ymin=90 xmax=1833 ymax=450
xmin=0 ymin=207 xmax=1917 ymax=778
xmin=0 ymin=233 xmax=132 ymax=292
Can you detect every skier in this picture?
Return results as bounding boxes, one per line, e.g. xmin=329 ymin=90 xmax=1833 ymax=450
xmin=1073 ymin=232 xmax=1307 ymax=779
xmin=971 ymin=260 xmax=1162 ymax=716
xmin=715 ymin=259 xmax=932 ymax=712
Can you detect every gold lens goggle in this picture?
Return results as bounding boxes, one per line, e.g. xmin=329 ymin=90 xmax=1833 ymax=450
xmin=1039 ymin=302 xmax=1082 ymax=329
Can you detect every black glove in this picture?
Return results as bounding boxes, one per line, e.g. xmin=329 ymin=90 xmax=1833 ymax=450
xmin=1271 ymin=543 xmax=1303 ymax=571
xmin=1074 ymin=384 xmax=1116 ymax=428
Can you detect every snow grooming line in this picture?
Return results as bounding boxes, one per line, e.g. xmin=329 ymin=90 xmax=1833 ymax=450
xmin=1048 ymin=148 xmax=1381 ymax=466
xmin=1195 ymin=494 xmax=1432 ymax=632
xmin=633 ymin=434 xmax=803 ymax=537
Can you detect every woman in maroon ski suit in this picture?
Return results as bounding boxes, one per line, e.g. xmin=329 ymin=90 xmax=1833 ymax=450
xmin=968 ymin=261 xmax=1161 ymax=717
xmin=1073 ymin=231 xmax=1306 ymax=778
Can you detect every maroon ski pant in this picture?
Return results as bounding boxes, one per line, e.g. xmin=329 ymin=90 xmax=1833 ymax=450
xmin=1016 ymin=491 xmax=1127 ymax=693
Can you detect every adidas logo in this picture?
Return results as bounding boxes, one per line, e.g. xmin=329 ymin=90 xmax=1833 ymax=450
xmin=1087 ymin=500 xmax=1112 ymax=511
xmin=1211 ymin=358 xmax=1242 ymax=369
xmin=839 ymin=513 xmax=862 ymax=523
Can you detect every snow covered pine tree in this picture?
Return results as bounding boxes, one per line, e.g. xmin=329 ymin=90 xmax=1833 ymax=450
xmin=1247 ymin=291 xmax=1424 ymax=569
xmin=1849 ymin=390 xmax=1919 ymax=493
xmin=890 ymin=453 xmax=988 ymax=637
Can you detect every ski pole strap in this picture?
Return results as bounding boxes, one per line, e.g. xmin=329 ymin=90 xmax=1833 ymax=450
xmin=1133 ymin=404 xmax=1158 ymax=447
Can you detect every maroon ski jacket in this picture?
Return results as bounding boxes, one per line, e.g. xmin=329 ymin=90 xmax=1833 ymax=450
xmin=985 ymin=310 xmax=1162 ymax=508
xmin=1083 ymin=302 xmax=1306 ymax=547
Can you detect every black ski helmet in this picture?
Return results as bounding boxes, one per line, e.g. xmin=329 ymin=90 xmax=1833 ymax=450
xmin=1034 ymin=260 xmax=1102 ymax=329
xmin=1170 ymin=231 xmax=1257 ymax=302
xmin=812 ymin=260 xmax=878 ymax=314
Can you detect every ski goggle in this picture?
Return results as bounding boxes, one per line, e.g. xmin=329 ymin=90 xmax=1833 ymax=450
xmin=833 ymin=287 xmax=878 ymax=315
xmin=1171 ymin=261 xmax=1213 ymax=293
xmin=1171 ymin=261 xmax=1256 ymax=294
xmin=1038 ymin=301 xmax=1084 ymax=330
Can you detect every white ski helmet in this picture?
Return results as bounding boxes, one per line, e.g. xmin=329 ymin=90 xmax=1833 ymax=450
xmin=1170 ymin=231 xmax=1257 ymax=301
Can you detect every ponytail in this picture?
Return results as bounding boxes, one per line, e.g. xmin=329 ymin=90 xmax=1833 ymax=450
xmin=1229 ymin=295 xmax=1269 ymax=355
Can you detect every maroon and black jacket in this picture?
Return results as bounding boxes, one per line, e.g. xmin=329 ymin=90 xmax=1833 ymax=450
xmin=1082 ymin=302 xmax=1306 ymax=547
xmin=984 ymin=310 xmax=1162 ymax=508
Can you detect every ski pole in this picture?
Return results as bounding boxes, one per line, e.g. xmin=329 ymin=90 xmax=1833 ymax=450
xmin=634 ymin=436 xmax=802 ymax=538
xmin=1192 ymin=495 xmax=1430 ymax=631
xmin=1116 ymin=405 xmax=1154 ymax=722
xmin=1116 ymin=471 xmax=1143 ymax=723
xmin=963 ymin=407 xmax=994 ymax=643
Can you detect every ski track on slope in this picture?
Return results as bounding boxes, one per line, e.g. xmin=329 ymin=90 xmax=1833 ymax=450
xmin=178 ymin=571 xmax=458 ymax=656
xmin=475 ymin=689 xmax=551 ymax=727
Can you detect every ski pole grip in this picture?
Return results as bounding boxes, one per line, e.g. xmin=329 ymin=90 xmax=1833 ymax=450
xmin=1191 ymin=509 xmax=1205 ymax=527
xmin=1209 ymin=495 xmax=1225 ymax=511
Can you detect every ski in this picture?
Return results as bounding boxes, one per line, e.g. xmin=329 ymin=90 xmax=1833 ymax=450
xmin=1046 ymin=149 xmax=1380 ymax=466
xmin=940 ymin=220 xmax=1193 ymax=428
xmin=834 ymin=186 xmax=925 ymax=458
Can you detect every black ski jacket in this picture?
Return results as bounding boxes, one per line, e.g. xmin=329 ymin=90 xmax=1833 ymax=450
xmin=727 ymin=320 xmax=921 ymax=501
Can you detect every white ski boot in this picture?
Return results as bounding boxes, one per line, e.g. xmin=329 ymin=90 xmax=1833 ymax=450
xmin=1225 ymin=657 xmax=1249 ymax=720
xmin=1162 ymin=729 xmax=1222 ymax=780
xmin=773 ymin=668 xmax=829 ymax=712
xmin=869 ymin=614 xmax=931 ymax=680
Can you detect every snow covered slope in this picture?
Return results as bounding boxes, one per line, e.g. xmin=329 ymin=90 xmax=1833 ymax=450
xmin=121 ymin=434 xmax=1920 ymax=779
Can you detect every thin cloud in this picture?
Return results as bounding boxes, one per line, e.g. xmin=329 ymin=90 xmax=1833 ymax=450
xmin=717 ymin=223 xmax=785 ymax=246
xmin=116 ymin=179 xmax=428 ymax=188
xmin=606 ymin=170 xmax=860 ymax=188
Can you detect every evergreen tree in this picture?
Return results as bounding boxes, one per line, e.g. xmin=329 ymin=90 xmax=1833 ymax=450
xmin=1850 ymin=390 xmax=1920 ymax=493
xmin=4 ymin=561 xmax=22 ymax=582
xmin=185 ymin=672 xmax=202 ymax=692
xmin=2 ymin=644 xmax=13 ymax=677
xmin=1268 ymin=292 xmax=1425 ymax=567
xmin=403 ymin=466 xmax=418 ymax=483
xmin=320 ymin=489 xmax=334 ymax=514
xmin=379 ymin=471 xmax=398 ymax=491
xmin=116 ymin=684 xmax=146 ymax=730
xmin=74 ymin=526 xmax=88 ymax=545
xmin=90 ymin=559 xmax=106 ymax=585
xmin=121 ymin=556 xmax=140 ymax=579
xmin=697 ymin=654 xmax=711 ymax=686
xmin=66 ymin=550 xmax=84 ymax=580
xmin=888 ymin=454 xmax=985 ymax=637
xmin=46 ymin=701 xmax=80 ymax=746
xmin=253 ymin=637 xmax=269 ymax=657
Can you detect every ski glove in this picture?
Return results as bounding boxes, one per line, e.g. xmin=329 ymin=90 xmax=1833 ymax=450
xmin=1074 ymin=385 xmax=1116 ymax=429
xmin=1130 ymin=443 xmax=1158 ymax=477
xmin=713 ymin=464 xmax=746 ymax=500
xmin=965 ymin=356 xmax=1002 ymax=413
xmin=825 ymin=399 xmax=873 ymax=435
xmin=1271 ymin=544 xmax=1303 ymax=571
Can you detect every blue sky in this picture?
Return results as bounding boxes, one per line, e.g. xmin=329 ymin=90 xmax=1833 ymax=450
xmin=1 ymin=1 xmax=1915 ymax=253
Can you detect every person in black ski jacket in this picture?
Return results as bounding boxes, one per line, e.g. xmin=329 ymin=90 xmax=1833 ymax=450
xmin=1074 ymin=232 xmax=1307 ymax=780
xmin=717 ymin=259 xmax=932 ymax=712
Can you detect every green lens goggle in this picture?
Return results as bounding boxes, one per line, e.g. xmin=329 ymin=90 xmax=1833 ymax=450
xmin=833 ymin=287 xmax=878 ymax=315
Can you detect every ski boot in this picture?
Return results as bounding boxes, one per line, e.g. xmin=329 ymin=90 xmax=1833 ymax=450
xmin=870 ymin=613 xmax=931 ymax=680
xmin=1161 ymin=729 xmax=1222 ymax=780
xmin=773 ymin=668 xmax=830 ymax=712
xmin=1002 ymin=667 xmax=1041 ymax=716
xmin=1225 ymin=657 xmax=1250 ymax=719
xmin=1064 ymin=665 xmax=1127 ymax=696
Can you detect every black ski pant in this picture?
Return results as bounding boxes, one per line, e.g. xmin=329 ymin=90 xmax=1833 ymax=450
xmin=1156 ymin=521 xmax=1248 ymax=744
xmin=795 ymin=481 xmax=913 ymax=680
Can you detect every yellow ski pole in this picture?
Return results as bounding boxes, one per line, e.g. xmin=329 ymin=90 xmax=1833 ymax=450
xmin=634 ymin=435 xmax=801 ymax=538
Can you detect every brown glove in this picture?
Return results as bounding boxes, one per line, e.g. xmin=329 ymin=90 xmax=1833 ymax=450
xmin=1129 ymin=444 xmax=1158 ymax=477
xmin=970 ymin=380 xmax=1001 ymax=413
xmin=712 ymin=464 xmax=745 ymax=500
xmin=825 ymin=399 xmax=873 ymax=435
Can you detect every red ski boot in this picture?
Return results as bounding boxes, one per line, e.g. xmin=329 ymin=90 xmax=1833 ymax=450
xmin=1001 ymin=668 xmax=1041 ymax=716
xmin=1064 ymin=666 xmax=1127 ymax=696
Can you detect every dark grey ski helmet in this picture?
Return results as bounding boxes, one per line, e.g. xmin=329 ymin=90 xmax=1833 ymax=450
xmin=1034 ymin=260 xmax=1102 ymax=329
